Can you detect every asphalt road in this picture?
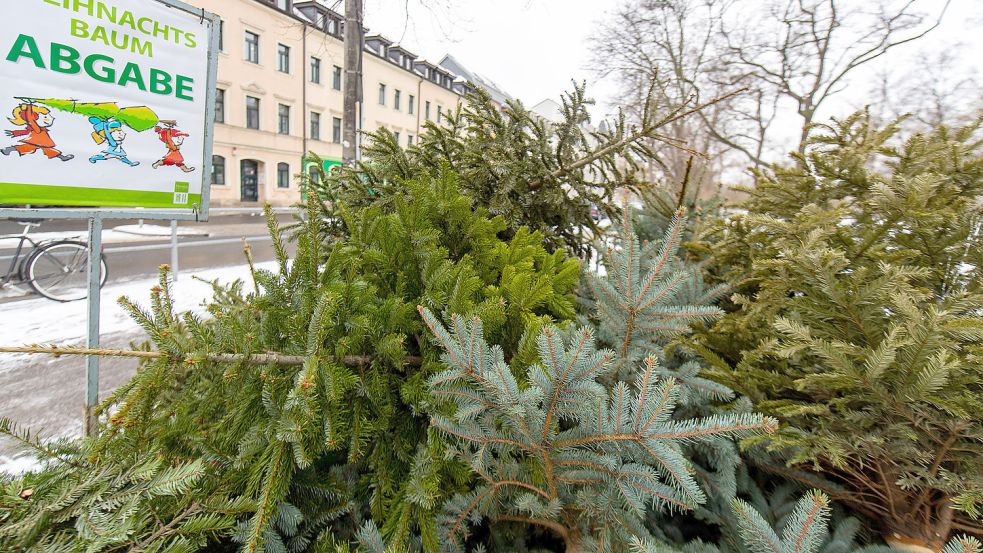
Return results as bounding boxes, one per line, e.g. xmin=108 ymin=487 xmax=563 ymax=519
xmin=0 ymin=212 xmax=297 ymax=304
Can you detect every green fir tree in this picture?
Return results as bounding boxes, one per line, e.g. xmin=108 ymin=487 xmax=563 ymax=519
xmin=0 ymin=168 xmax=580 ymax=551
xmin=318 ymin=84 xmax=717 ymax=257
xmin=692 ymin=113 xmax=983 ymax=548
xmin=418 ymin=306 xmax=777 ymax=552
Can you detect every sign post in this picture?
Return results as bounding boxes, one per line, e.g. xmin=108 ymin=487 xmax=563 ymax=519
xmin=0 ymin=0 xmax=220 ymax=436
xmin=85 ymin=214 xmax=102 ymax=436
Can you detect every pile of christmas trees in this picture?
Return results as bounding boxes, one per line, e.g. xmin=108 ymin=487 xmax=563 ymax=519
xmin=0 ymin=90 xmax=980 ymax=553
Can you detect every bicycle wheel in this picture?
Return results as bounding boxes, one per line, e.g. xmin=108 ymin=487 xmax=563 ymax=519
xmin=26 ymin=240 xmax=108 ymax=302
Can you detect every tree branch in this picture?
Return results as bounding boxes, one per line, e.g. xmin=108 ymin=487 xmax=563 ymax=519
xmin=496 ymin=514 xmax=571 ymax=543
xmin=0 ymin=345 xmax=423 ymax=368
xmin=528 ymin=89 xmax=745 ymax=191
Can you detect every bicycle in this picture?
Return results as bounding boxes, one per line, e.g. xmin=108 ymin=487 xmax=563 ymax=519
xmin=0 ymin=219 xmax=108 ymax=302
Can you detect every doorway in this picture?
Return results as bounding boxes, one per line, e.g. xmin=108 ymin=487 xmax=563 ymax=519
xmin=241 ymin=159 xmax=259 ymax=202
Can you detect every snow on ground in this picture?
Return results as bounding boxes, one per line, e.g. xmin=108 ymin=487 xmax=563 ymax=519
xmin=0 ymin=282 xmax=32 ymax=300
xmin=0 ymin=453 xmax=47 ymax=476
xmin=0 ymin=261 xmax=276 ymax=355
xmin=0 ymin=262 xmax=276 ymax=476
xmin=113 ymin=224 xmax=208 ymax=237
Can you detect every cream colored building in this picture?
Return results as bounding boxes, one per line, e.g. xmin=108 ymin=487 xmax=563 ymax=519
xmin=188 ymin=0 xmax=501 ymax=206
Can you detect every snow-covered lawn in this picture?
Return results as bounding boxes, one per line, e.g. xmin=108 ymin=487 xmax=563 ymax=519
xmin=0 ymin=261 xmax=276 ymax=476
xmin=0 ymin=261 xmax=275 ymax=352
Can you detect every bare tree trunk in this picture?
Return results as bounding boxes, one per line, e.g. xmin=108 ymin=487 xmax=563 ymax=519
xmin=342 ymin=0 xmax=363 ymax=164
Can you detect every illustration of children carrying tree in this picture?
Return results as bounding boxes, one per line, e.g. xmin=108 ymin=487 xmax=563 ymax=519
xmin=88 ymin=117 xmax=139 ymax=167
xmin=2 ymin=97 xmax=160 ymax=168
xmin=1 ymin=102 xmax=74 ymax=162
xmin=152 ymin=120 xmax=195 ymax=173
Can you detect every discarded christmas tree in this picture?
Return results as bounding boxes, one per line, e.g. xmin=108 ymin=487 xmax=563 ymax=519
xmin=1 ymin=167 xmax=581 ymax=551
xmin=317 ymin=84 xmax=727 ymax=257
xmin=418 ymin=306 xmax=776 ymax=552
xmin=692 ymin=113 xmax=983 ymax=549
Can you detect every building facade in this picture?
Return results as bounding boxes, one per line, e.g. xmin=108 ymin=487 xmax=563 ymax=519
xmin=189 ymin=0 xmax=489 ymax=206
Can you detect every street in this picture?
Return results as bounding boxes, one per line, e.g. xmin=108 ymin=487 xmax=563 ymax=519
xmin=0 ymin=212 xmax=296 ymax=471
xmin=0 ymin=211 xmax=296 ymax=302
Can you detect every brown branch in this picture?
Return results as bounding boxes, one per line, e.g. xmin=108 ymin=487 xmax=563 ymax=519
xmin=676 ymin=155 xmax=694 ymax=210
xmin=757 ymin=462 xmax=889 ymax=521
xmin=952 ymin=518 xmax=983 ymax=536
xmin=497 ymin=514 xmax=571 ymax=543
xmin=492 ymin=480 xmax=552 ymax=501
xmin=0 ymin=345 xmax=423 ymax=369
xmin=554 ymin=419 xmax=776 ymax=450
xmin=910 ymin=431 xmax=960 ymax=518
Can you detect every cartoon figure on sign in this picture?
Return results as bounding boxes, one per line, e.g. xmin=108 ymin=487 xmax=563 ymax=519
xmin=1 ymin=102 xmax=74 ymax=161
xmin=152 ymin=120 xmax=195 ymax=173
xmin=88 ymin=117 xmax=140 ymax=167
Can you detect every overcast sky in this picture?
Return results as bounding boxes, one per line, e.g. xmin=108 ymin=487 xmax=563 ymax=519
xmin=361 ymin=0 xmax=981 ymax=120
xmin=362 ymin=0 xmax=618 ymax=106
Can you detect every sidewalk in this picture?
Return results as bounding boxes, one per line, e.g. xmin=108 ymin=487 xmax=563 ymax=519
xmin=0 ymin=214 xmax=285 ymax=249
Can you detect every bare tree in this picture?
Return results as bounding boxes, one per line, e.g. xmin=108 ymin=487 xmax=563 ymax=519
xmin=594 ymin=0 xmax=953 ymax=183
xmin=595 ymin=0 xmax=748 ymax=196
xmin=718 ymin=0 xmax=951 ymax=154
xmin=867 ymin=49 xmax=981 ymax=130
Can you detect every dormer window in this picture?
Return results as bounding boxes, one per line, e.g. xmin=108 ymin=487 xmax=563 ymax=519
xmin=327 ymin=19 xmax=337 ymax=35
xmin=276 ymin=0 xmax=289 ymax=10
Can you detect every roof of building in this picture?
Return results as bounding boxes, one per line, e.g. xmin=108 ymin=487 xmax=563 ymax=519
xmin=438 ymin=54 xmax=513 ymax=105
xmin=530 ymin=98 xmax=563 ymax=123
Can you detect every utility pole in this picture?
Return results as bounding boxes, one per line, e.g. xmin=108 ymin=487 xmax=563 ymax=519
xmin=342 ymin=0 xmax=363 ymax=164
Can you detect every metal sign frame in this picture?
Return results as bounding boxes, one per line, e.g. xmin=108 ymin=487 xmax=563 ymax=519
xmin=0 ymin=0 xmax=222 ymax=436
xmin=0 ymin=0 xmax=221 ymax=224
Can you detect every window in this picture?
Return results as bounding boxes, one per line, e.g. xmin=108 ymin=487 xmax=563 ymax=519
xmin=278 ymin=104 xmax=290 ymax=134
xmin=277 ymin=162 xmax=290 ymax=188
xmin=425 ymin=100 xmax=431 ymax=120
xmin=246 ymin=96 xmax=260 ymax=129
xmin=394 ymin=131 xmax=400 ymax=143
xmin=310 ymin=56 xmax=321 ymax=84
xmin=332 ymin=116 xmax=341 ymax=144
xmin=378 ymin=83 xmax=386 ymax=105
xmin=211 ymin=155 xmax=226 ymax=185
xmin=394 ymin=89 xmax=401 ymax=111
xmin=214 ymin=88 xmax=225 ymax=123
xmin=277 ymin=44 xmax=290 ymax=73
xmin=437 ymin=105 xmax=443 ymax=123
xmin=310 ymin=112 xmax=320 ymax=141
xmin=408 ymin=134 xmax=414 ymax=146
xmin=332 ymin=65 xmax=342 ymax=90
xmin=276 ymin=0 xmax=290 ymax=9
xmin=244 ymin=31 xmax=259 ymax=63
xmin=408 ymin=95 xmax=415 ymax=115
xmin=218 ymin=19 xmax=224 ymax=51
xmin=327 ymin=19 xmax=338 ymax=35
xmin=308 ymin=165 xmax=320 ymax=185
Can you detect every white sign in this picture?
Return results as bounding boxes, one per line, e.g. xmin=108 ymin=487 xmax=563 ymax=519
xmin=0 ymin=0 xmax=215 ymax=210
